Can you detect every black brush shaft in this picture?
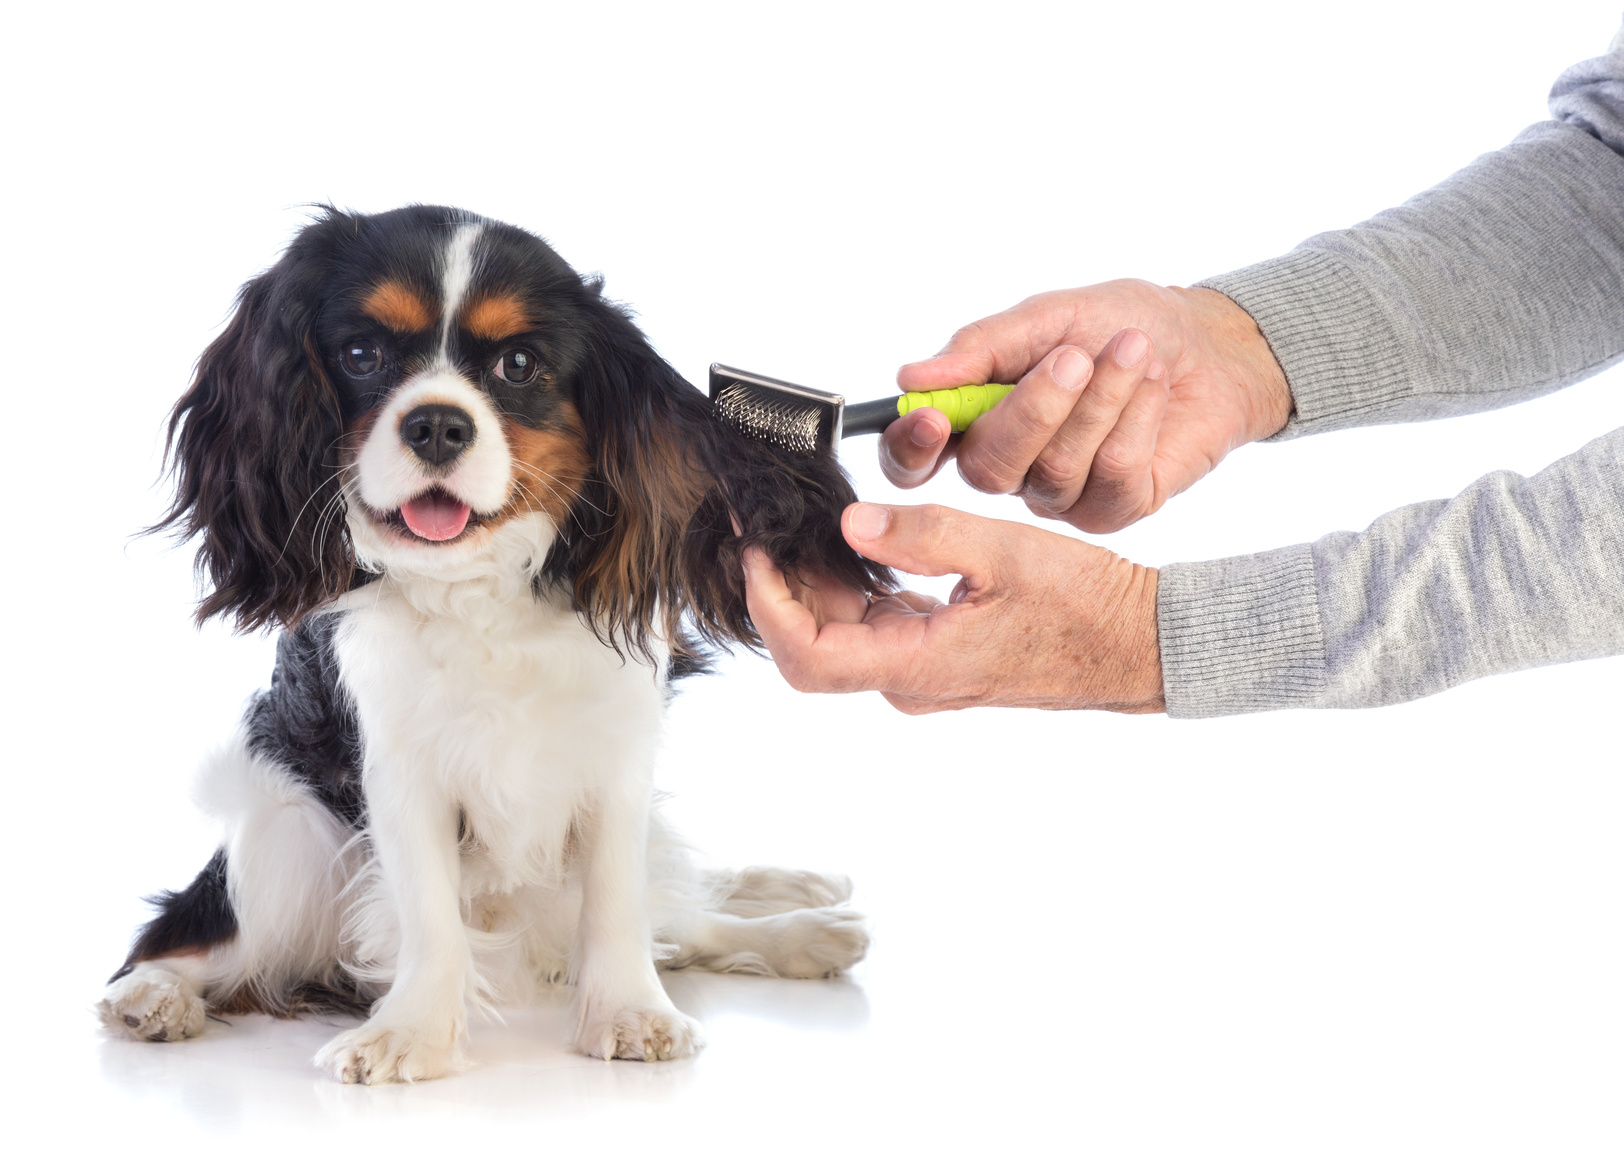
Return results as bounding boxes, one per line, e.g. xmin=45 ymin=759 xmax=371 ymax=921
xmin=841 ymin=396 xmax=903 ymax=437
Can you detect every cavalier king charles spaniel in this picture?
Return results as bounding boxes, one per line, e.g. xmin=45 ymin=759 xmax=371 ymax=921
xmin=97 ymin=205 xmax=889 ymax=1084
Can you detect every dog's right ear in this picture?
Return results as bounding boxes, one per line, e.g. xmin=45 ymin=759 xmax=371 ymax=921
xmin=153 ymin=222 xmax=355 ymax=632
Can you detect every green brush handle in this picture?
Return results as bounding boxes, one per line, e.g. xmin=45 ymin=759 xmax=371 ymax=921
xmin=842 ymin=384 xmax=1016 ymax=437
xmin=900 ymin=384 xmax=1016 ymax=430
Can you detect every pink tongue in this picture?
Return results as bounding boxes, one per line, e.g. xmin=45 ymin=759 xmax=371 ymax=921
xmin=399 ymin=491 xmax=472 ymax=541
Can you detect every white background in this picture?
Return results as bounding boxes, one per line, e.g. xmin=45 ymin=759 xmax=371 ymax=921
xmin=4 ymin=1 xmax=1623 ymax=1165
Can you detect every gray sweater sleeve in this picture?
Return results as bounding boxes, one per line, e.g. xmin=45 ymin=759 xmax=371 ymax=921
xmin=1197 ymin=26 xmax=1624 ymax=438
xmin=1159 ymin=24 xmax=1624 ymax=718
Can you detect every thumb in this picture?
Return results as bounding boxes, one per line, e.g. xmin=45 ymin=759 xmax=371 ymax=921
xmin=841 ymin=502 xmax=1010 ymax=583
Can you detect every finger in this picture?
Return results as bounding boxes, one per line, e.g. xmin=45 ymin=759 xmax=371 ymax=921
xmin=784 ymin=566 xmax=872 ymax=626
xmin=953 ymin=345 xmax=1093 ymax=495
xmin=1019 ymin=328 xmax=1154 ymax=516
xmin=841 ymin=501 xmax=1013 ymax=587
xmin=1073 ymin=359 xmax=1172 ymax=533
xmin=877 ymin=408 xmax=959 ymax=489
xmin=742 ymin=546 xmax=821 ymax=654
xmin=895 ymin=297 xmax=1078 ymax=392
xmin=887 ymin=589 xmax=942 ymax=614
xmin=742 ymin=547 xmax=914 ymax=694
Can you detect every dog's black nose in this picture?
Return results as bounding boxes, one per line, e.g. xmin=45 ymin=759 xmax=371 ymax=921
xmin=401 ymin=405 xmax=476 ymax=466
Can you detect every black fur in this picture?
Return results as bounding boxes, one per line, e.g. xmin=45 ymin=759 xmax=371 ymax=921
xmin=112 ymin=850 xmax=236 ymax=982
xmin=244 ymin=612 xmax=366 ymax=830
xmin=152 ymin=215 xmax=362 ymax=631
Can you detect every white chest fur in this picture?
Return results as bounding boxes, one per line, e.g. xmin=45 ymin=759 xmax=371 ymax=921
xmin=331 ymin=569 xmax=667 ymax=896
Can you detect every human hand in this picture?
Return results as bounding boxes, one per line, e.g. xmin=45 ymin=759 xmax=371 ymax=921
xmin=881 ymin=281 xmax=1291 ymax=533
xmin=743 ymin=501 xmax=1164 ymax=715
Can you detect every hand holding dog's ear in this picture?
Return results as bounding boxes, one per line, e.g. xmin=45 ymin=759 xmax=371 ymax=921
xmin=882 ymin=281 xmax=1293 ymax=534
xmin=743 ymin=503 xmax=1165 ymax=714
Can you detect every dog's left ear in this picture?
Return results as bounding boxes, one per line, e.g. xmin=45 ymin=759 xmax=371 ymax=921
xmin=152 ymin=212 xmax=357 ymax=631
xmin=553 ymin=294 xmax=894 ymax=663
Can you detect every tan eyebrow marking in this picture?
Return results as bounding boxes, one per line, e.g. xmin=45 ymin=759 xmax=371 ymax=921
xmin=361 ymin=281 xmax=435 ymax=334
xmin=461 ymin=293 xmax=530 ymax=341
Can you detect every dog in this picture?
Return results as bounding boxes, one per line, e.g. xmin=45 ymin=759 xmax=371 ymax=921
xmin=97 ymin=205 xmax=891 ymax=1084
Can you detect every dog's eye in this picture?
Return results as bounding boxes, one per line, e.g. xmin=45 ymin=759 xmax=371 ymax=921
xmin=341 ymin=340 xmax=383 ymax=377
xmin=495 ymin=348 xmax=540 ymax=385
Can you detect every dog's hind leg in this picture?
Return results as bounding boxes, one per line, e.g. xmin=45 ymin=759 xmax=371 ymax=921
xmin=98 ymin=851 xmax=235 ymax=1041
xmin=660 ymin=902 xmax=869 ymax=979
xmin=707 ymin=866 xmax=854 ymax=918
xmin=99 ymin=741 xmax=361 ymax=1041
xmin=643 ymin=816 xmax=867 ymax=979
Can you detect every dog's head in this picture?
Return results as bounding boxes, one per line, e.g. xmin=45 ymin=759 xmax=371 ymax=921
xmin=159 ymin=205 xmax=890 ymax=660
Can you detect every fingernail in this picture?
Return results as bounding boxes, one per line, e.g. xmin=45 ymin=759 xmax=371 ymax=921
xmin=1051 ymin=347 xmax=1090 ymax=390
xmin=848 ymin=503 xmax=891 ymax=542
xmin=910 ymin=413 xmax=944 ymax=447
xmin=1115 ymin=330 xmax=1149 ymax=368
xmin=1146 ymin=360 xmax=1167 ymax=380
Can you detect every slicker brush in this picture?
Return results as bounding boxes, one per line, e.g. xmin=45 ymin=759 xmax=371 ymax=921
xmin=709 ymin=363 xmax=1014 ymax=457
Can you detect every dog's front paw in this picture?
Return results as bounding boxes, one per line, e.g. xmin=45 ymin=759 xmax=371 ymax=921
xmin=576 ymin=1003 xmax=703 ymax=1062
xmin=98 ymin=965 xmax=207 ymax=1042
xmin=315 ymin=1021 xmax=464 ymax=1085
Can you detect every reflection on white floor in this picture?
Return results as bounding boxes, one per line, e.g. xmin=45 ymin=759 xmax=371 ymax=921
xmin=94 ymin=971 xmax=870 ymax=1129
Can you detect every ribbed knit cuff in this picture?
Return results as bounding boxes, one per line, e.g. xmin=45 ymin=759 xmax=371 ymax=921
xmin=1157 ymin=544 xmax=1328 ymax=718
xmin=1197 ymin=251 xmax=1413 ymax=439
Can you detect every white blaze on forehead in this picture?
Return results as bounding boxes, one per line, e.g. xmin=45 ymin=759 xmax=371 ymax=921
xmin=438 ymin=221 xmax=484 ymax=356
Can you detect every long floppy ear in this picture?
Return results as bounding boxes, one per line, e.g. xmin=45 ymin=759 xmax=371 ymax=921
xmin=551 ymin=293 xmax=894 ymax=664
xmin=152 ymin=225 xmax=354 ymax=632
xmin=681 ymin=373 xmax=898 ymax=653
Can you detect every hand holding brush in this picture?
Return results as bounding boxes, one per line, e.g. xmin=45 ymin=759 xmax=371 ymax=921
xmin=882 ymin=282 xmax=1292 ymax=531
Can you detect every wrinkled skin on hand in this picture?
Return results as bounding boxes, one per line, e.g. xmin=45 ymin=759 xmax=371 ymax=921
xmin=881 ymin=281 xmax=1292 ymax=533
xmin=744 ymin=502 xmax=1164 ymax=715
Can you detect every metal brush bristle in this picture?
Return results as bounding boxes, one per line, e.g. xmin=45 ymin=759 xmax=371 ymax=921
xmin=714 ymin=380 xmax=825 ymax=454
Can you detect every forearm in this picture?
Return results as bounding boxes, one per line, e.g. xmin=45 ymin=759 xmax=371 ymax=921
xmin=1198 ymin=26 xmax=1624 ymax=438
xmin=1158 ymin=425 xmax=1624 ymax=717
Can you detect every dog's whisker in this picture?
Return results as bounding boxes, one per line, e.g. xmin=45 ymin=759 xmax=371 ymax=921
xmin=308 ymin=470 xmax=355 ymax=593
xmin=509 ymin=458 xmax=611 ymax=517
xmin=509 ymin=480 xmax=576 ymax=550
xmin=273 ymin=465 xmax=351 ymax=569
xmin=508 ymin=467 xmax=578 ymax=518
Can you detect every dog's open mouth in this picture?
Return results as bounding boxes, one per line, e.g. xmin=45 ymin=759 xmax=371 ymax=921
xmin=394 ymin=488 xmax=474 ymax=542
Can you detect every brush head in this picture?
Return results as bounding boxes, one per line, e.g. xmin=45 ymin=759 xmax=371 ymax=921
xmin=710 ymin=363 xmax=845 ymax=456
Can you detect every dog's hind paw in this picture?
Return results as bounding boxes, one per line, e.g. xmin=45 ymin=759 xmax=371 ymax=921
xmin=767 ymin=906 xmax=869 ymax=978
xmin=98 ymin=965 xmax=207 ymax=1042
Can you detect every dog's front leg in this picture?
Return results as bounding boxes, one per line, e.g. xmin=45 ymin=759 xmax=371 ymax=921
xmin=316 ymin=765 xmax=467 ymax=1085
xmin=572 ymin=777 xmax=702 ymax=1061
